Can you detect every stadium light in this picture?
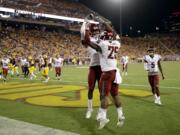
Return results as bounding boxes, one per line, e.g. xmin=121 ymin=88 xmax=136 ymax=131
xmin=0 ymin=7 xmax=98 ymax=24
xmin=107 ymin=0 xmax=124 ymax=4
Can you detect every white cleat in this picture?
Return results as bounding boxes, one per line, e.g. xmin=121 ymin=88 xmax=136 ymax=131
xmin=157 ymin=100 xmax=162 ymax=105
xmin=43 ymin=77 xmax=50 ymax=83
xmin=117 ymin=115 xmax=125 ymax=127
xmin=154 ymin=99 xmax=158 ymax=104
xmin=86 ymin=110 xmax=92 ymax=119
xmin=155 ymin=99 xmax=162 ymax=105
xmin=98 ymin=118 xmax=110 ymax=129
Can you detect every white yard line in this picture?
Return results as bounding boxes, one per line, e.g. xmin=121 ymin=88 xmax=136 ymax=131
xmin=5 ymin=77 xmax=180 ymax=90
xmin=0 ymin=116 xmax=79 ymax=135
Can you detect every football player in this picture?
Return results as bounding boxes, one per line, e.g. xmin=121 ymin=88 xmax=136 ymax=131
xmin=53 ymin=54 xmax=63 ymax=80
xmin=81 ymin=14 xmax=102 ymax=119
xmin=23 ymin=58 xmax=30 ymax=78
xmin=48 ymin=55 xmax=53 ymax=71
xmin=9 ymin=56 xmax=19 ymax=77
xmin=1 ymin=55 xmax=10 ymax=82
xmin=39 ymin=55 xmax=45 ymax=72
xmin=41 ymin=60 xmax=49 ymax=83
xmin=144 ymin=47 xmax=165 ymax=105
xmin=86 ymin=19 xmax=125 ymax=129
xmin=121 ymin=55 xmax=129 ymax=76
xmin=28 ymin=61 xmax=36 ymax=80
xmin=20 ymin=56 xmax=27 ymax=74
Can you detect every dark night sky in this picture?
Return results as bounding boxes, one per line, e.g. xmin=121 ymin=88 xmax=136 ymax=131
xmin=79 ymin=0 xmax=180 ymax=35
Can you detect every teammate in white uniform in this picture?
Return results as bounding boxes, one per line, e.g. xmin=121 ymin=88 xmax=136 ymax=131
xmin=87 ymin=20 xmax=125 ymax=129
xmin=20 ymin=57 xmax=27 ymax=74
xmin=81 ymin=14 xmax=102 ymax=119
xmin=1 ymin=56 xmax=10 ymax=81
xmin=53 ymin=55 xmax=63 ymax=80
xmin=121 ymin=55 xmax=129 ymax=75
xmin=144 ymin=47 xmax=165 ymax=105
xmin=48 ymin=56 xmax=53 ymax=71
xmin=39 ymin=55 xmax=45 ymax=72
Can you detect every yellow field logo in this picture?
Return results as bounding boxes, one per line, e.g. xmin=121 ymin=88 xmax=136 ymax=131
xmin=0 ymin=82 xmax=152 ymax=107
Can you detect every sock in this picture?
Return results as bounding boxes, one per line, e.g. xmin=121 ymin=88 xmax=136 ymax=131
xmin=157 ymin=96 xmax=160 ymax=100
xmin=97 ymin=107 xmax=102 ymax=116
xmin=154 ymin=94 xmax=157 ymax=99
xmin=117 ymin=107 xmax=123 ymax=118
xmin=88 ymin=99 xmax=93 ymax=112
xmin=99 ymin=107 xmax=102 ymax=113
xmin=101 ymin=108 xmax=107 ymax=119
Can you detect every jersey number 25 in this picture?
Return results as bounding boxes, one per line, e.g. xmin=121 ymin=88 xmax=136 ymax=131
xmin=108 ymin=46 xmax=118 ymax=59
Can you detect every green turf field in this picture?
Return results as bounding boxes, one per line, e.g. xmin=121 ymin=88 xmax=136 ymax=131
xmin=0 ymin=61 xmax=180 ymax=135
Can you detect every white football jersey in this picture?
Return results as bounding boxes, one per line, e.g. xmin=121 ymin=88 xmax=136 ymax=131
xmin=21 ymin=58 xmax=27 ymax=66
xmin=54 ymin=58 xmax=63 ymax=67
xmin=144 ymin=54 xmax=161 ymax=73
xmin=87 ymin=37 xmax=100 ymax=67
xmin=39 ymin=57 xmax=45 ymax=65
xmin=121 ymin=56 xmax=128 ymax=64
xmin=98 ymin=40 xmax=121 ymax=71
xmin=48 ymin=57 xmax=52 ymax=64
xmin=2 ymin=58 xmax=10 ymax=69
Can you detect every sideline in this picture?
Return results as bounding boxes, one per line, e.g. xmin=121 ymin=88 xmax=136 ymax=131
xmin=0 ymin=116 xmax=79 ymax=135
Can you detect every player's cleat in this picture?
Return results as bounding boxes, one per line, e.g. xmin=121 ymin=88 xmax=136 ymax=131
xmin=43 ymin=77 xmax=49 ymax=83
xmin=155 ymin=99 xmax=162 ymax=105
xmin=85 ymin=110 xmax=92 ymax=119
xmin=117 ymin=115 xmax=125 ymax=127
xmin=154 ymin=99 xmax=158 ymax=104
xmin=157 ymin=100 xmax=162 ymax=105
xmin=98 ymin=118 xmax=110 ymax=129
xmin=156 ymin=100 xmax=162 ymax=105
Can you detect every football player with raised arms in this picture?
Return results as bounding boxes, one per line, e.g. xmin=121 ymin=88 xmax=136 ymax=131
xmin=85 ymin=17 xmax=125 ymax=129
xmin=81 ymin=13 xmax=102 ymax=119
xmin=144 ymin=47 xmax=165 ymax=105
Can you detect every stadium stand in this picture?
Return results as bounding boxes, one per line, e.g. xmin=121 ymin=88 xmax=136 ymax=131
xmin=0 ymin=26 xmax=180 ymax=64
xmin=0 ymin=0 xmax=94 ymax=18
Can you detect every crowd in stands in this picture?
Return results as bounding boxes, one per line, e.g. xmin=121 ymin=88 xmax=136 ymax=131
xmin=0 ymin=28 xmax=89 ymax=64
xmin=0 ymin=0 xmax=93 ymax=18
xmin=122 ymin=35 xmax=180 ymax=60
xmin=0 ymin=27 xmax=180 ymax=65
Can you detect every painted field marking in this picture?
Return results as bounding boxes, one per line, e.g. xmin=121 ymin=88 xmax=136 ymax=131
xmin=0 ymin=116 xmax=79 ymax=135
xmin=0 ymin=82 xmax=152 ymax=107
xmin=0 ymin=84 xmax=63 ymax=94
xmin=10 ymin=77 xmax=180 ymax=90
xmin=0 ymin=85 xmax=85 ymax=100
